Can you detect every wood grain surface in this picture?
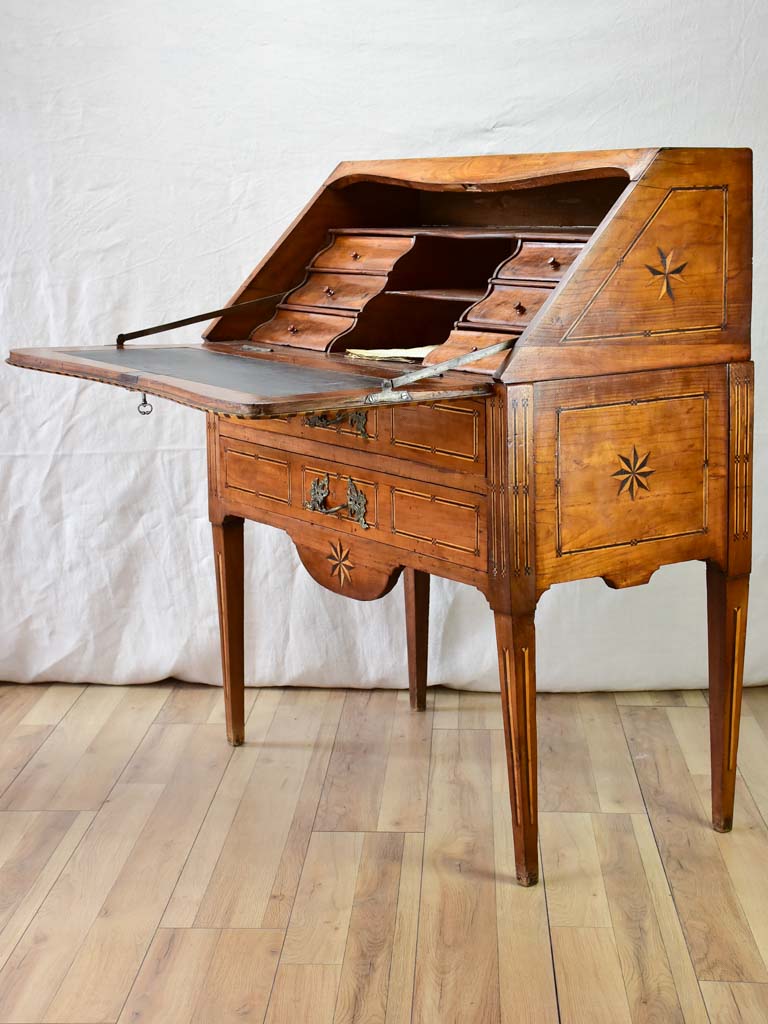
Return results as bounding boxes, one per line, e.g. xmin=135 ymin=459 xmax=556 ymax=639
xmin=0 ymin=679 xmax=767 ymax=1022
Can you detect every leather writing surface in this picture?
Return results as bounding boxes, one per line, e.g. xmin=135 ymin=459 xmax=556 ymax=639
xmin=66 ymin=347 xmax=384 ymax=398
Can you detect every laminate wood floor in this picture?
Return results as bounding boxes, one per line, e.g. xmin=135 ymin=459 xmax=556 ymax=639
xmin=1 ymin=681 xmax=768 ymax=1023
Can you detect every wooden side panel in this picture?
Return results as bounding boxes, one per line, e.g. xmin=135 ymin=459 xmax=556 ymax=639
xmin=487 ymin=384 xmax=536 ymax=616
xmin=504 ymin=148 xmax=752 ymax=382
xmin=534 ymin=366 xmax=728 ymax=592
xmin=727 ymin=361 xmax=754 ymax=576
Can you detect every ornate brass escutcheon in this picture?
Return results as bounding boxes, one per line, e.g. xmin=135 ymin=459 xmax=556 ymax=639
xmin=305 ymin=473 xmax=370 ymax=529
xmin=302 ymin=409 xmax=370 ymax=439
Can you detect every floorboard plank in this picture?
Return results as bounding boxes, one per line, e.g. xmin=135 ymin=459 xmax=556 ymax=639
xmin=315 ymin=691 xmax=398 ymax=832
xmin=621 ymin=707 xmax=767 ymax=983
xmin=45 ymin=725 xmax=232 ymax=1023
xmin=540 ymin=812 xmax=612 ymax=928
xmin=0 ymin=810 xmax=77 ymax=932
xmin=700 ymin=980 xmax=768 ymax=1022
xmin=195 ymin=690 xmax=331 ymax=928
xmin=384 ymin=832 xmax=424 ymax=1024
xmin=0 ymin=783 xmax=162 ymax=1022
xmin=0 ymin=811 xmax=94 ymax=974
xmin=0 ymin=723 xmax=55 ymax=796
xmin=191 ymin=929 xmax=283 ymax=1024
xmin=265 ymin=964 xmax=341 ymax=1024
xmin=116 ymin=927 xmax=220 ymax=1024
xmin=161 ymin=689 xmax=283 ymax=928
xmin=0 ymin=686 xmax=126 ymax=811
xmin=413 ymin=729 xmax=499 ymax=1024
xmin=378 ymin=690 xmax=433 ymax=832
xmin=538 ymin=695 xmax=600 ymax=812
xmin=333 ymin=832 xmax=403 ymax=1024
xmin=630 ymin=814 xmax=710 ymax=1024
xmin=282 ymin=831 xmax=365 ymax=966
xmin=578 ymin=693 xmax=645 ymax=813
xmin=692 ymin=775 xmax=768 ymax=975
xmin=491 ymin=731 xmax=558 ymax=1024
xmin=552 ymin=926 xmax=633 ymax=1024
xmin=261 ymin=691 xmax=346 ymax=930
xmin=49 ymin=686 xmax=171 ymax=810
xmin=18 ymin=685 xmax=85 ymax=727
xmin=154 ymin=683 xmax=219 ymax=724
xmin=431 ymin=687 xmax=459 ymax=729
xmin=592 ymin=812 xmax=684 ymax=1023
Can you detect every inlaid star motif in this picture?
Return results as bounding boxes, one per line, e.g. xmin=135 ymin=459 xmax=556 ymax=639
xmin=327 ymin=540 xmax=354 ymax=587
xmin=645 ymin=247 xmax=687 ymax=301
xmin=612 ymin=446 xmax=655 ymax=500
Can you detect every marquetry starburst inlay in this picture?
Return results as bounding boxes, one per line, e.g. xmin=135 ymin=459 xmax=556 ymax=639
xmin=645 ymin=247 xmax=687 ymax=301
xmin=612 ymin=446 xmax=655 ymax=500
xmin=327 ymin=540 xmax=354 ymax=587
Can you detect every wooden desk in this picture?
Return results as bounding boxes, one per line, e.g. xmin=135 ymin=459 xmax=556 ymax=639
xmin=9 ymin=147 xmax=753 ymax=886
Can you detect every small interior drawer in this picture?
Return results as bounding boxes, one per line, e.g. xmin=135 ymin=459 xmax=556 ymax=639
xmin=286 ymin=271 xmax=387 ymax=311
xmin=463 ymin=283 xmax=552 ymax=329
xmin=497 ymin=242 xmax=583 ymax=281
xmin=313 ymin=234 xmax=414 ymax=273
xmin=249 ymin=308 xmax=355 ymax=350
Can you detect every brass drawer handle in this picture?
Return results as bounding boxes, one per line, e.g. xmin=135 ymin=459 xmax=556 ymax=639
xmin=305 ymin=473 xmax=370 ymax=529
xmin=351 ymin=251 xmax=362 ymax=261
xmin=288 ymin=323 xmax=300 ymax=334
xmin=303 ymin=409 xmax=370 ymax=439
xmin=323 ymin=285 xmax=336 ymax=297
xmin=514 ymin=301 xmax=527 ymax=314
xmin=547 ymin=256 xmax=561 ymax=269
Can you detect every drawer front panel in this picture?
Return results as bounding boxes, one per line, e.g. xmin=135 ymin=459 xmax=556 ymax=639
xmin=390 ymin=402 xmax=482 ymax=464
xmin=497 ymin=242 xmax=583 ymax=281
xmin=534 ymin=365 xmax=728 ymax=588
xmin=224 ymin=446 xmax=291 ymax=505
xmin=391 ymin=487 xmax=481 ymax=555
xmin=313 ymin=235 xmax=414 ymax=273
xmin=287 ymin=272 xmax=387 ymax=311
xmin=217 ymin=435 xmax=487 ymax=569
xmin=250 ymin=309 xmax=355 ymax=350
xmin=220 ymin=398 xmax=486 ymax=476
xmin=557 ymin=394 xmax=709 ymax=554
xmin=465 ymin=284 xmax=551 ymax=328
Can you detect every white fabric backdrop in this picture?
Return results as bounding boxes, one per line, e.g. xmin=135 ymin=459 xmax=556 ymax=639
xmin=1 ymin=0 xmax=765 ymax=691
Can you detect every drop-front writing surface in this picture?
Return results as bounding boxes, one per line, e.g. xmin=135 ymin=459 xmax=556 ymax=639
xmin=7 ymin=148 xmax=753 ymax=887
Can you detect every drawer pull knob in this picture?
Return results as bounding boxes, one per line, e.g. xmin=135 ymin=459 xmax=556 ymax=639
xmin=303 ymin=409 xmax=370 ymax=439
xmin=547 ymin=256 xmax=561 ymax=269
xmin=323 ymin=286 xmax=336 ymax=297
xmin=514 ymin=301 xmax=527 ymax=314
xmin=351 ymin=251 xmax=362 ymax=261
xmin=305 ymin=473 xmax=370 ymax=529
xmin=287 ymin=323 xmax=299 ymax=334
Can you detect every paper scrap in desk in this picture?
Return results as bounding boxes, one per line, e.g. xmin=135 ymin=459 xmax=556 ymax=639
xmin=345 ymin=345 xmax=437 ymax=362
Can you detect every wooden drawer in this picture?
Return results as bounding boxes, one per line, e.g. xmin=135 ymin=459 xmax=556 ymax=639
xmin=313 ymin=235 xmax=414 ymax=274
xmin=464 ymin=284 xmax=552 ymax=329
xmin=497 ymin=242 xmax=583 ymax=281
xmin=217 ymin=434 xmax=487 ymax=569
xmin=249 ymin=308 xmax=355 ymax=350
xmin=220 ymin=397 xmax=486 ymax=477
xmin=286 ymin=271 xmax=387 ymax=311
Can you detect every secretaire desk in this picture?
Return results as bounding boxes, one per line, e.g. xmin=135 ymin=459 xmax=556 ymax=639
xmin=8 ymin=148 xmax=753 ymax=886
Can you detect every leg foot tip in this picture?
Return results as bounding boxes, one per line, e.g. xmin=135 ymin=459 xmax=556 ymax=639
xmin=516 ymin=870 xmax=539 ymax=887
xmin=713 ymin=817 xmax=733 ymax=833
xmin=227 ymin=732 xmax=245 ymax=747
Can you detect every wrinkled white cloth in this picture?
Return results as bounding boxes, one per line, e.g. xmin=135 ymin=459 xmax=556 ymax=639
xmin=1 ymin=0 xmax=766 ymax=690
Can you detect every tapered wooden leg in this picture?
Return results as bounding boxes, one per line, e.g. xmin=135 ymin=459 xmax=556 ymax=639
xmin=494 ymin=610 xmax=538 ymax=885
xmin=212 ymin=517 xmax=245 ymax=746
xmin=404 ymin=568 xmax=429 ymax=711
xmin=707 ymin=563 xmax=749 ymax=832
